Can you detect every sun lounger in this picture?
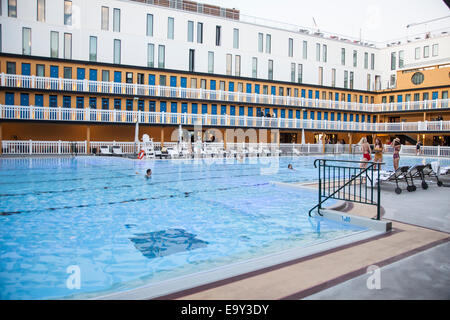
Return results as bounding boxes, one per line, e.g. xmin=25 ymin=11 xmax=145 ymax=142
xmin=112 ymin=146 xmax=124 ymax=156
xmin=421 ymin=163 xmax=443 ymax=187
xmin=440 ymin=166 xmax=450 ymax=175
xmin=378 ymin=166 xmax=414 ymax=194
xmin=99 ymin=146 xmax=112 ymax=155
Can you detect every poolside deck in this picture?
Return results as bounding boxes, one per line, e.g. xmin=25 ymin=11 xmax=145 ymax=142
xmin=157 ymin=181 xmax=450 ymax=300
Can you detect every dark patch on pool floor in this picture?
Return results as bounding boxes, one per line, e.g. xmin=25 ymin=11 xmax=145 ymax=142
xmin=129 ymin=228 xmax=208 ymax=260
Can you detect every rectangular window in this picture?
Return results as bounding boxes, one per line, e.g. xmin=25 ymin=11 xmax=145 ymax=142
xmin=364 ymin=52 xmax=368 ymax=69
xmin=215 ymin=26 xmax=221 ymax=46
xmin=268 ymin=59 xmax=273 ymax=80
xmin=147 ymin=43 xmax=154 ymax=67
xmin=7 ymin=62 xmax=16 ymax=74
xmin=89 ymin=36 xmax=97 ymax=62
xmin=197 ymin=22 xmax=203 ymax=43
xmin=353 ymin=50 xmax=357 ymax=67
xmin=146 ymin=14 xmax=153 ymax=36
xmin=288 ymin=38 xmax=293 ymax=57
xmin=399 ymin=50 xmax=404 ymax=68
xmin=158 ymin=45 xmax=165 ymax=68
xmin=114 ymin=39 xmax=121 ymax=64
xmin=432 ymin=43 xmax=439 ymax=57
xmin=371 ymin=53 xmax=375 ymax=70
xmin=291 ymin=63 xmax=296 ymax=82
xmin=113 ymin=8 xmax=120 ymax=32
xmin=8 ymin=0 xmax=17 ymax=17
xmin=323 ymin=44 xmax=327 ymax=62
xmin=258 ymin=33 xmax=263 ymax=52
xmin=101 ymin=6 xmax=109 ymax=30
xmin=22 ymin=27 xmax=31 ymax=55
xmin=341 ymin=48 xmax=345 ymax=65
xmin=298 ymin=64 xmax=303 ymax=84
xmin=367 ymin=74 xmax=371 ymax=91
xmin=36 ymin=64 xmax=45 ymax=77
xmin=159 ymin=75 xmax=166 ymax=86
xmin=189 ymin=49 xmax=195 ymax=72
xmin=64 ymin=0 xmax=72 ymax=25
xmin=63 ymin=67 xmax=71 ymax=78
xmin=350 ymin=71 xmax=354 ymax=89
xmin=233 ymin=28 xmax=239 ymax=49
xmin=252 ymin=57 xmax=258 ymax=78
xmin=316 ymin=43 xmax=320 ymax=61
xmin=50 ymin=31 xmax=58 ymax=58
xmin=266 ymin=34 xmax=271 ymax=54
xmin=391 ymin=52 xmax=396 ymax=70
xmin=235 ymin=55 xmax=241 ymax=76
xmin=318 ymin=67 xmax=323 ymax=86
xmin=302 ymin=41 xmax=307 ymax=59
xmin=423 ymin=45 xmax=429 ymax=58
xmin=102 ymin=70 xmax=109 ymax=82
xmin=415 ymin=47 xmax=420 ymax=59
xmin=168 ymin=17 xmax=174 ymax=39
xmin=208 ymin=51 xmax=214 ymax=73
xmin=344 ymin=70 xmax=348 ymax=89
xmin=331 ymin=68 xmax=336 ymax=87
xmin=226 ymin=54 xmax=232 ymax=75
xmin=37 ymin=0 xmax=45 ymax=22
xmin=64 ymin=33 xmax=72 ymax=59
xmin=187 ymin=21 xmax=194 ymax=42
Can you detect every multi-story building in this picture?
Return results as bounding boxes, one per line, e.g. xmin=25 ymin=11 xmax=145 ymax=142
xmin=0 ymin=0 xmax=449 ymax=150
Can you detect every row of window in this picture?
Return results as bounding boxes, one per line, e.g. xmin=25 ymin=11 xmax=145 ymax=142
xmin=4 ymin=92 xmax=378 ymax=123
xmin=5 ymin=60 xmax=381 ymax=104
xmin=381 ymin=90 xmax=448 ymax=103
xmin=390 ymin=44 xmax=440 ymax=71
xmin=12 ymin=27 xmax=382 ymax=89
xmin=4 ymin=0 xmax=380 ymax=68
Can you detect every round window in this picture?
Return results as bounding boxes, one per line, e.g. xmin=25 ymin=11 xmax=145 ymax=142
xmin=411 ymin=72 xmax=424 ymax=85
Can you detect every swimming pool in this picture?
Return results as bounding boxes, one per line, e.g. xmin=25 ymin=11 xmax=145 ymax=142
xmin=0 ymin=154 xmax=447 ymax=299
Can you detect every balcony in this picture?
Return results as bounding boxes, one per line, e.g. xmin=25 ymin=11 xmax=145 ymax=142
xmin=2 ymin=74 xmax=449 ymax=113
xmin=1 ymin=105 xmax=449 ymax=133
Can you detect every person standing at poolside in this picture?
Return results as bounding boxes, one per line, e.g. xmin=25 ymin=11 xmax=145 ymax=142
xmin=416 ymin=139 xmax=422 ymax=156
xmin=391 ymin=138 xmax=401 ymax=170
xmin=360 ymin=138 xmax=371 ymax=169
xmin=373 ymin=138 xmax=383 ymax=169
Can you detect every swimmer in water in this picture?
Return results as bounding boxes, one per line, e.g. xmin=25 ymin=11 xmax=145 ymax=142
xmin=135 ymin=169 xmax=152 ymax=179
xmin=288 ymin=164 xmax=294 ymax=170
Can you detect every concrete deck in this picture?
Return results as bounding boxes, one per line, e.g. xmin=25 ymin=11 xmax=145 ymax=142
xmin=157 ymin=181 xmax=450 ymax=300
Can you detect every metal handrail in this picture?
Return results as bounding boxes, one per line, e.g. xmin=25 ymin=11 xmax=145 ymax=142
xmin=309 ymin=159 xmax=383 ymax=220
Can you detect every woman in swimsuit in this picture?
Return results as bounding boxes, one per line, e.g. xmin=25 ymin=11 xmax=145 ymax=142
xmin=373 ymin=138 xmax=383 ymax=170
xmin=360 ymin=138 xmax=371 ymax=169
xmin=391 ymin=138 xmax=401 ymax=171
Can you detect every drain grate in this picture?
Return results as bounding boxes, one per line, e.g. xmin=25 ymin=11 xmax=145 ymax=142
xmin=129 ymin=228 xmax=208 ymax=260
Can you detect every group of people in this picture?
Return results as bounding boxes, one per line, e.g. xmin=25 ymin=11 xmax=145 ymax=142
xmin=359 ymin=137 xmax=403 ymax=171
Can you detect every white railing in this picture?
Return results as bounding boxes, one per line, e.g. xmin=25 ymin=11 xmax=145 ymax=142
xmin=1 ymin=140 xmax=86 ymax=155
xmin=3 ymin=73 xmax=449 ymax=113
xmin=1 ymin=105 xmax=449 ymax=133
xmin=2 ymin=140 xmax=450 ymax=157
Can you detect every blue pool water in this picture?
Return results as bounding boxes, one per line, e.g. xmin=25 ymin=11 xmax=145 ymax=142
xmin=0 ymin=154 xmax=447 ymax=299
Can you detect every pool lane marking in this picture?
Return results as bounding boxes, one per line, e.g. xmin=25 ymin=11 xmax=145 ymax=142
xmin=0 ymin=182 xmax=270 ymax=216
xmin=0 ymin=165 xmax=304 ymax=197
xmin=0 ymin=170 xmax=271 ymax=197
xmin=0 ymin=162 xmax=294 ymax=186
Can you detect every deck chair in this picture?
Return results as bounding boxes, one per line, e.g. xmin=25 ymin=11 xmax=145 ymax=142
xmin=407 ymin=165 xmax=427 ymax=190
xmin=112 ymin=146 xmax=124 ymax=156
xmin=378 ymin=166 xmax=413 ymax=194
xmin=421 ymin=163 xmax=444 ymax=187
xmin=99 ymin=146 xmax=112 ymax=155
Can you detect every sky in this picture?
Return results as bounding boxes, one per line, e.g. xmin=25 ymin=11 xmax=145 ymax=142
xmin=202 ymin=0 xmax=450 ymax=43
